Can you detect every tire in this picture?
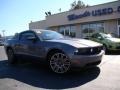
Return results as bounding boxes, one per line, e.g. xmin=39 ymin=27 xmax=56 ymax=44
xmin=49 ymin=52 xmax=71 ymax=74
xmin=7 ymin=48 xmax=17 ymax=64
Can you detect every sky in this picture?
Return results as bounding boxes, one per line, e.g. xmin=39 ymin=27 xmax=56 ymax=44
xmin=0 ymin=0 xmax=117 ymax=36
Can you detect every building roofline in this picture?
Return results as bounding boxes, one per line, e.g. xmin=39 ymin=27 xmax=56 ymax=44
xmin=30 ymin=0 xmax=119 ymax=23
xmin=47 ymin=0 xmax=119 ymax=17
xmin=29 ymin=20 xmax=46 ymax=24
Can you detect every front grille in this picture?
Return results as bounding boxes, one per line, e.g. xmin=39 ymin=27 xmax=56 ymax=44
xmin=77 ymin=46 xmax=103 ymax=55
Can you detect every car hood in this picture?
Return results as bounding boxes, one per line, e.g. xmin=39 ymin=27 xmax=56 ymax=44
xmin=47 ymin=38 xmax=102 ymax=48
xmin=107 ymin=38 xmax=120 ymax=43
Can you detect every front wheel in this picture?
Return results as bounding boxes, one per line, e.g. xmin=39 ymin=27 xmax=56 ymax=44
xmin=49 ymin=52 xmax=71 ymax=74
xmin=7 ymin=49 xmax=17 ymax=64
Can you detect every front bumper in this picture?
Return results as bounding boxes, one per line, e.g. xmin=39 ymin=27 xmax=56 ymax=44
xmin=70 ymin=50 xmax=104 ymax=67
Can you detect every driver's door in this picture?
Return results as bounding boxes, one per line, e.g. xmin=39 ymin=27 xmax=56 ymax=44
xmin=18 ymin=31 xmax=42 ymax=58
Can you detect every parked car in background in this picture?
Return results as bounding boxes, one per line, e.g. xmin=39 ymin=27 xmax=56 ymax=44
xmin=0 ymin=38 xmax=4 ymax=46
xmin=0 ymin=36 xmax=13 ymax=46
xmin=89 ymin=33 xmax=120 ymax=52
xmin=5 ymin=36 xmax=13 ymax=41
xmin=5 ymin=30 xmax=104 ymax=74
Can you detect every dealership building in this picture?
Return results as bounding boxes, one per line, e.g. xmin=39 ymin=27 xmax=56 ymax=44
xmin=29 ymin=1 xmax=120 ymax=38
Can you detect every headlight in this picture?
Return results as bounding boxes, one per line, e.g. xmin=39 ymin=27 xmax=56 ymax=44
xmin=74 ymin=49 xmax=79 ymax=55
xmin=74 ymin=49 xmax=79 ymax=53
xmin=74 ymin=48 xmax=88 ymax=55
xmin=74 ymin=46 xmax=102 ymax=55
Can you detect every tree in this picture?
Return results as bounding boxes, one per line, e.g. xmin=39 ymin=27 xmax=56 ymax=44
xmin=70 ymin=0 xmax=89 ymax=10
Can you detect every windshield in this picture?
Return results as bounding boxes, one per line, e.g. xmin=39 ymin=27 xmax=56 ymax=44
xmin=36 ymin=30 xmax=64 ymax=40
xmin=101 ymin=33 xmax=112 ymax=38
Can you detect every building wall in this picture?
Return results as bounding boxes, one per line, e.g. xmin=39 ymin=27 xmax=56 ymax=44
xmin=29 ymin=1 xmax=120 ymax=38
xmin=62 ymin=19 xmax=118 ymax=38
xmin=49 ymin=26 xmax=59 ymax=31
xmin=29 ymin=20 xmax=46 ymax=30
xmin=46 ymin=1 xmax=120 ymax=27
xmin=104 ymin=19 xmax=118 ymax=36
xmin=75 ymin=24 xmax=82 ymax=38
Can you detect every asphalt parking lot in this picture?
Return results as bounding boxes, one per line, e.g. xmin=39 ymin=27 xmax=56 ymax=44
xmin=0 ymin=46 xmax=120 ymax=90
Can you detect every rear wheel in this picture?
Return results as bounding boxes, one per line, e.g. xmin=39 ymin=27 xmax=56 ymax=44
xmin=49 ymin=52 xmax=71 ymax=74
xmin=7 ymin=49 xmax=17 ymax=64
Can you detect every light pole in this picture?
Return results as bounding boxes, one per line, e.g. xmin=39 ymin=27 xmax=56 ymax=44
xmin=2 ymin=30 xmax=5 ymax=41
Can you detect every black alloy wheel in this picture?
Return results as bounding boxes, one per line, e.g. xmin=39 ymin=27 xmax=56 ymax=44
xmin=49 ymin=52 xmax=71 ymax=74
xmin=7 ymin=49 xmax=17 ymax=64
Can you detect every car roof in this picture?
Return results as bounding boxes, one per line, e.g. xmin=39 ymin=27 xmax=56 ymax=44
xmin=20 ymin=29 xmax=53 ymax=34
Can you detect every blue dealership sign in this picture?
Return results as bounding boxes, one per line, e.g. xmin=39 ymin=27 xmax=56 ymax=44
xmin=118 ymin=6 xmax=120 ymax=12
xmin=92 ymin=8 xmax=113 ymax=16
xmin=67 ymin=6 xmax=120 ymax=21
xmin=68 ymin=11 xmax=90 ymax=21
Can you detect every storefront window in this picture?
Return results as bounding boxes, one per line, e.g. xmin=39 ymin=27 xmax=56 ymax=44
xmin=70 ymin=26 xmax=76 ymax=37
xmin=81 ymin=22 xmax=104 ymax=38
xmin=59 ymin=27 xmax=65 ymax=35
xmin=118 ymin=19 xmax=120 ymax=37
xmin=65 ymin=26 xmax=70 ymax=36
xmin=96 ymin=23 xmax=104 ymax=33
xmin=81 ymin=24 xmax=89 ymax=38
xmin=118 ymin=19 xmax=120 ymax=25
xmin=82 ymin=24 xmax=89 ymax=33
xmin=58 ymin=26 xmax=76 ymax=37
xmin=89 ymin=24 xmax=96 ymax=36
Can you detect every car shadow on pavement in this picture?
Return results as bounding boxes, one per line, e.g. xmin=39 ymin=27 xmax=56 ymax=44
xmin=0 ymin=60 xmax=100 ymax=89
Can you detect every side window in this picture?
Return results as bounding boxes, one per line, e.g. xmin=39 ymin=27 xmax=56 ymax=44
xmin=91 ymin=33 xmax=100 ymax=38
xmin=91 ymin=34 xmax=97 ymax=38
xmin=96 ymin=34 xmax=99 ymax=38
xmin=97 ymin=34 xmax=102 ymax=38
xmin=91 ymin=34 xmax=95 ymax=38
xmin=13 ymin=33 xmax=19 ymax=40
xmin=95 ymin=34 xmax=103 ymax=40
xmin=20 ymin=32 xmax=35 ymax=41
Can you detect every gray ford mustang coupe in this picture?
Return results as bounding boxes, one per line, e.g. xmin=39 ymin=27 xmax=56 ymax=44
xmin=5 ymin=30 xmax=104 ymax=73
